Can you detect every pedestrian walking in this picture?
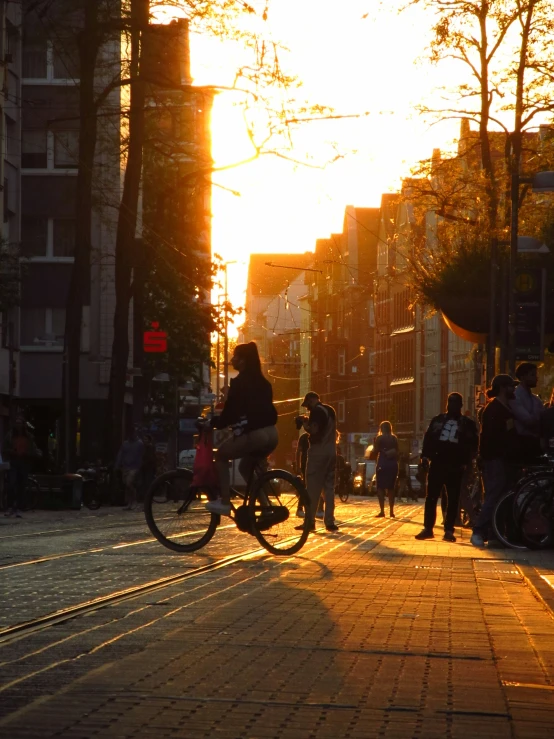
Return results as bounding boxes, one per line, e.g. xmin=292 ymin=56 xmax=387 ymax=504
xmin=370 ymin=421 xmax=399 ymax=518
xmin=296 ymin=391 xmax=338 ymax=532
xmin=510 ymin=362 xmax=543 ymax=461
xmin=295 ymin=430 xmax=309 ymax=518
xmin=415 ymin=393 xmax=478 ymax=542
xmin=115 ymin=427 xmax=144 ymax=510
xmin=2 ymin=415 xmax=39 ymax=518
xmin=471 ymin=375 xmax=519 ymax=548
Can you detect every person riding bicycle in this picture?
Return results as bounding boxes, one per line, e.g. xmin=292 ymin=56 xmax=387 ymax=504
xmin=205 ymin=342 xmax=278 ymax=516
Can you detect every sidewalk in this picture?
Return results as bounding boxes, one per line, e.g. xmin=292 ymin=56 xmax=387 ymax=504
xmin=2 ymin=503 xmax=554 ymax=738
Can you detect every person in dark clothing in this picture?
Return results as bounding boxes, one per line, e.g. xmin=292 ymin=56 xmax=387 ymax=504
xmin=206 ymin=342 xmax=278 ymax=516
xmin=295 ymin=431 xmax=310 ymax=517
xmin=371 ymin=421 xmax=399 ymax=518
xmin=2 ymin=415 xmax=39 ymax=517
xmin=415 ymin=393 xmax=478 ymax=542
xmin=471 ymin=375 xmax=519 ymax=548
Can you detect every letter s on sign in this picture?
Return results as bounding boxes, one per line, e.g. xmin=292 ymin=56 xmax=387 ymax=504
xmin=143 ymin=330 xmax=167 ymax=353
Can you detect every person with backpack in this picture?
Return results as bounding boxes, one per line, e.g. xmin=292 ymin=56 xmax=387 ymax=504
xmin=297 ymin=391 xmax=339 ymax=532
xmin=415 ymin=392 xmax=478 ymax=542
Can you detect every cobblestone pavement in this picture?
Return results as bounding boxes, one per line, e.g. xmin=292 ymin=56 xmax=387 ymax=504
xmin=1 ymin=500 xmax=554 ymax=738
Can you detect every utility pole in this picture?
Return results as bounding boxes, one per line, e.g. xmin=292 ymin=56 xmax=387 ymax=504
xmin=222 ymin=261 xmax=236 ymax=396
xmin=508 ymin=142 xmax=521 ymax=375
xmin=223 ymin=266 xmax=229 ymax=394
xmin=7 ymin=320 xmax=15 ymax=424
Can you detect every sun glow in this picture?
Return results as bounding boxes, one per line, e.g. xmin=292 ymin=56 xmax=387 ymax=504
xmin=166 ymin=1 xmax=461 ymax=313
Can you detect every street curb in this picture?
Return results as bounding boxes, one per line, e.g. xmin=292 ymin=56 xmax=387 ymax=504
xmin=517 ymin=562 xmax=554 ymax=621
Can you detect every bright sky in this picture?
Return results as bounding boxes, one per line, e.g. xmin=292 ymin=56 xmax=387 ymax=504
xmin=184 ymin=0 xmax=461 ymax=313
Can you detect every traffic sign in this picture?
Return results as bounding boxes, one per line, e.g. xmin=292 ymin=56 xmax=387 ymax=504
xmin=144 ymin=322 xmax=167 ymax=353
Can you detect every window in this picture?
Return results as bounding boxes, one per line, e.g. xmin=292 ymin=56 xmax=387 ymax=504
xmin=53 ymin=38 xmax=80 ymax=79
xmin=338 ymin=400 xmax=345 ymax=424
xmin=338 ymin=349 xmax=345 ymax=376
xmin=20 ymin=308 xmax=65 ymax=347
xmin=5 ymin=117 xmax=17 ymax=157
xmin=22 ymin=34 xmax=47 ymax=78
xmin=21 ymin=217 xmax=75 ymax=259
xmin=23 ymin=36 xmax=79 ymax=81
xmin=54 ymin=131 xmax=79 ymax=168
xmin=22 ymin=130 xmax=47 ymax=168
xmin=53 ymin=219 xmax=76 ymax=256
xmin=21 ymin=217 xmax=48 ymax=257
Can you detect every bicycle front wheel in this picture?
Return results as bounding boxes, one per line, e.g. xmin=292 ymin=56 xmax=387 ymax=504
xmin=248 ymin=470 xmax=311 ymax=556
xmin=144 ymin=469 xmax=218 ymax=553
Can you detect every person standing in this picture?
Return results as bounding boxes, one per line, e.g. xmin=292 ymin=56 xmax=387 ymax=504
xmin=295 ymin=430 xmax=309 ymax=518
xmin=298 ymin=391 xmax=338 ymax=532
xmin=115 ymin=427 xmax=144 ymax=510
xmin=510 ymin=362 xmax=544 ymax=461
xmin=371 ymin=421 xmax=399 ymax=518
xmin=2 ymin=415 xmax=39 ymax=518
xmin=415 ymin=393 xmax=478 ymax=542
xmin=471 ymin=375 xmax=519 ymax=548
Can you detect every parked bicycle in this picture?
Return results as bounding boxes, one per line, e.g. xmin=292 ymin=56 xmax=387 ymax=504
xmin=144 ymin=452 xmax=312 ymax=557
xmin=77 ymin=463 xmax=111 ymax=510
xmin=492 ymin=455 xmax=554 ymax=550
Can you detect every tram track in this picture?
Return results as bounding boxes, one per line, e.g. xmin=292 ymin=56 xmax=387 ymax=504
xmin=0 ymin=507 xmax=408 ymax=645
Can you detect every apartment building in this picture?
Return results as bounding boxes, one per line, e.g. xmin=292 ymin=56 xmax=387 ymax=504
xmin=0 ymin=0 xmax=20 ymax=437
xmin=308 ymin=206 xmax=380 ymax=463
xmin=14 ymin=1 xmax=121 ymax=459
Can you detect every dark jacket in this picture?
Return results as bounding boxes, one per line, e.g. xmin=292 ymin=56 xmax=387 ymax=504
xmin=213 ymin=370 xmax=278 ymax=434
xmin=479 ymin=399 xmax=518 ymax=461
xmin=422 ymin=413 xmax=478 ymax=467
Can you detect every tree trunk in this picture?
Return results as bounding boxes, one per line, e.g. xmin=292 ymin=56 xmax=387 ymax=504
xmin=62 ymin=1 xmax=101 ymax=471
xmin=106 ymin=0 xmax=149 ymax=458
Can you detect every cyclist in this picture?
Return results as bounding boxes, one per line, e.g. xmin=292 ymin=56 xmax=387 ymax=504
xmin=205 ymin=342 xmax=278 ymax=516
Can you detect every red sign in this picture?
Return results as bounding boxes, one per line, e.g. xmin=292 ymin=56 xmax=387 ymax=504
xmin=143 ymin=322 xmax=167 ymax=353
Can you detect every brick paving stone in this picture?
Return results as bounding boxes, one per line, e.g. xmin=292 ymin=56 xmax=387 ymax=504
xmin=0 ymin=501 xmax=554 ymax=737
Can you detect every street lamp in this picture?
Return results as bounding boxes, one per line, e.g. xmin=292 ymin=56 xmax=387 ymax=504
xmin=508 ymin=169 xmax=554 ymax=373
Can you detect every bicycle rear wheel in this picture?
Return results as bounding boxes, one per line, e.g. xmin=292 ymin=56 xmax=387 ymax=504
xmin=518 ymin=475 xmax=554 ymax=550
xmin=248 ymin=469 xmax=311 ymax=556
xmin=492 ymin=489 xmax=527 ymax=550
xmin=144 ymin=469 xmax=218 ymax=553
xmin=25 ymin=478 xmax=40 ymax=511
xmin=83 ymin=481 xmax=101 ymax=510
xmin=338 ymin=484 xmax=349 ymax=503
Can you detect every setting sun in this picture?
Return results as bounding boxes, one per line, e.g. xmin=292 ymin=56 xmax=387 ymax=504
xmin=184 ymin=0 xmax=460 ymax=311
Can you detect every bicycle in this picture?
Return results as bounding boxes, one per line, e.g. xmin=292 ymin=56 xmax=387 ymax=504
xmin=492 ymin=456 xmax=554 ymax=550
xmin=78 ymin=465 xmax=111 ymax=510
xmin=144 ymin=453 xmax=312 ymax=557
xmin=336 ymin=475 xmax=350 ymax=503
